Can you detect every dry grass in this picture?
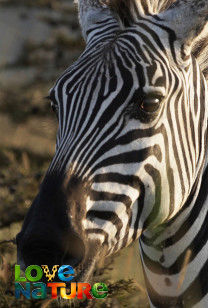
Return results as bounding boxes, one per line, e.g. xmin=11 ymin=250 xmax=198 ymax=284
xmin=177 ymin=249 xmax=192 ymax=290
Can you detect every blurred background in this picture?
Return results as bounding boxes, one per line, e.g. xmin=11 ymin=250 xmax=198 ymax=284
xmin=0 ymin=0 xmax=149 ymax=307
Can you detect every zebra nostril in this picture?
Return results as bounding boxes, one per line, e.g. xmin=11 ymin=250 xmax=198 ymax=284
xmin=18 ymin=234 xmax=60 ymax=262
xmin=21 ymin=240 xmax=63 ymax=267
xmin=18 ymin=232 xmax=85 ymax=269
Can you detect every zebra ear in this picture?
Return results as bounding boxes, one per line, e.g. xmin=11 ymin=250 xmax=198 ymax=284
xmin=76 ymin=0 xmax=117 ymax=42
xmin=160 ymin=0 xmax=208 ymax=52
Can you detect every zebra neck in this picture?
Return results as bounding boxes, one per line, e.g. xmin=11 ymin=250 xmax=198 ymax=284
xmin=140 ymin=163 xmax=208 ymax=307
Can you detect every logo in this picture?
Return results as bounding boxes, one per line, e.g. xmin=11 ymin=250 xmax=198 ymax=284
xmin=41 ymin=265 xmax=59 ymax=282
xmin=15 ymin=265 xmax=108 ymax=300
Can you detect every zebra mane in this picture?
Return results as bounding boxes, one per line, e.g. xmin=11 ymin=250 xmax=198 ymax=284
xmin=107 ymin=0 xmax=174 ymax=17
xmin=106 ymin=0 xmax=208 ymax=82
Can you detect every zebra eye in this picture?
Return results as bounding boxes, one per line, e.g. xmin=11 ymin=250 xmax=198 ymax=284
xmin=51 ymin=101 xmax=58 ymax=115
xmin=45 ymin=95 xmax=59 ymax=117
xmin=140 ymin=95 xmax=163 ymax=114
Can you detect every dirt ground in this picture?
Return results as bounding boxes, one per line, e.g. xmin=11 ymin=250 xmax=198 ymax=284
xmin=0 ymin=0 xmax=149 ymax=307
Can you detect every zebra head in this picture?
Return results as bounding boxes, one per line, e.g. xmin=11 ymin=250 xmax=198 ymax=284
xmin=17 ymin=0 xmax=208 ymax=287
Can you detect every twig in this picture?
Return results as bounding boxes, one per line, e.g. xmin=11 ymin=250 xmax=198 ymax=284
xmin=0 ymin=239 xmax=16 ymax=246
xmin=41 ymin=298 xmax=55 ymax=308
xmin=177 ymin=249 xmax=192 ymax=290
xmin=133 ymin=280 xmax=148 ymax=294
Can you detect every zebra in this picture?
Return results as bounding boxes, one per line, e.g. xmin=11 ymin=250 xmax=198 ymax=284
xmin=16 ymin=0 xmax=208 ymax=307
